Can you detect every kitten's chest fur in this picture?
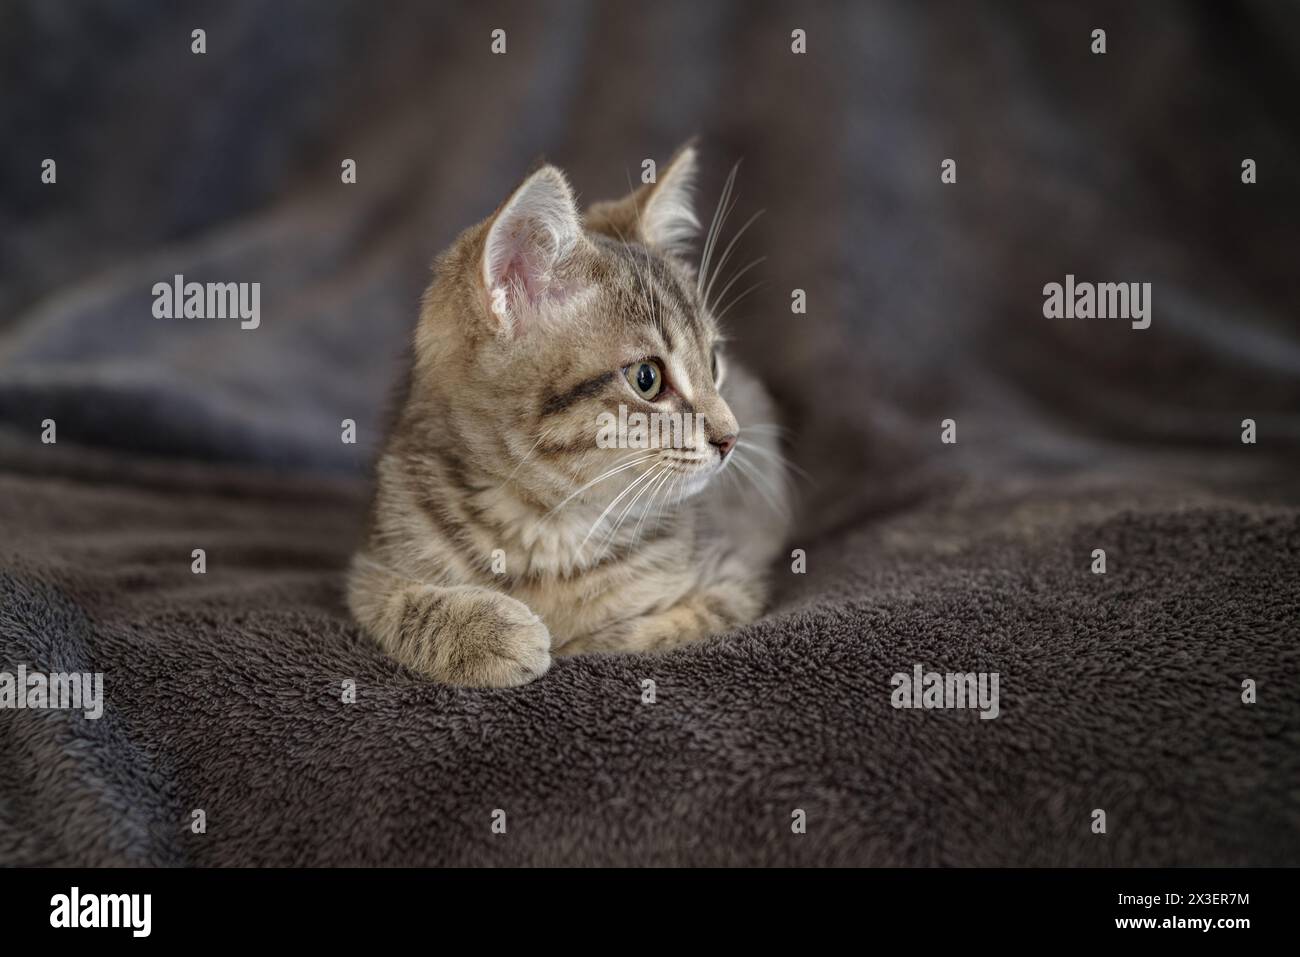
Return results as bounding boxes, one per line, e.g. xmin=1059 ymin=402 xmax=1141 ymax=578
xmin=448 ymin=483 xmax=709 ymax=652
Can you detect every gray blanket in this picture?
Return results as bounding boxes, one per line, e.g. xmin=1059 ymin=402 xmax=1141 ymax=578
xmin=2 ymin=0 xmax=1298 ymax=866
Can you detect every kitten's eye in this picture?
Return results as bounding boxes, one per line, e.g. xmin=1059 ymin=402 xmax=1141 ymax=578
xmin=624 ymin=359 xmax=664 ymax=400
xmin=711 ymin=348 xmax=725 ymax=387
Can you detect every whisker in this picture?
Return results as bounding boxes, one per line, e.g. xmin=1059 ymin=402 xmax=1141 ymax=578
xmin=713 ymin=278 xmax=768 ymax=325
xmin=698 ymin=161 xmax=740 ymax=297
xmin=738 ymin=439 xmax=813 ymax=483
xmin=731 ymin=451 xmax=790 ymax=518
xmin=592 ymin=464 xmax=666 ymax=559
xmin=704 ymin=210 xmax=765 ymax=310
xmin=629 ymin=467 xmax=675 ymax=548
xmin=655 ymin=472 xmax=682 ymax=531
xmin=579 ymin=464 xmax=662 ymax=555
xmin=709 ymin=255 xmax=766 ymax=317
xmin=544 ymin=453 xmax=657 ymax=521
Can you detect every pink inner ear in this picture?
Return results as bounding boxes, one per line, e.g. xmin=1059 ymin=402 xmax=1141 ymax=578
xmin=491 ymin=230 xmax=584 ymax=324
xmin=499 ymin=239 xmax=548 ymax=302
xmin=488 ymin=221 xmax=551 ymax=307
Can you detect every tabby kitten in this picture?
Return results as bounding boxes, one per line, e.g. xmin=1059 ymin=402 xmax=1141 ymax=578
xmin=348 ymin=145 xmax=791 ymax=686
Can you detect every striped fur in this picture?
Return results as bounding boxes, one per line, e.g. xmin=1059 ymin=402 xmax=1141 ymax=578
xmin=348 ymin=147 xmax=792 ymax=686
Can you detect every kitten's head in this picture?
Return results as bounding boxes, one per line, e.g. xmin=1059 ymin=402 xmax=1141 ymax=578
xmin=412 ymin=144 xmax=743 ymax=517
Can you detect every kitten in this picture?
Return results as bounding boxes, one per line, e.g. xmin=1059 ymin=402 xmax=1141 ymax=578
xmin=348 ymin=144 xmax=792 ymax=686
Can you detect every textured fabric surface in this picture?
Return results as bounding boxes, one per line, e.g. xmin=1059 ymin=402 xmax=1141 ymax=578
xmin=2 ymin=0 xmax=1298 ymax=865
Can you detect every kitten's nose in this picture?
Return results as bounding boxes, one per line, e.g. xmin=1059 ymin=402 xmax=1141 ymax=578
xmin=711 ymin=433 xmax=737 ymax=459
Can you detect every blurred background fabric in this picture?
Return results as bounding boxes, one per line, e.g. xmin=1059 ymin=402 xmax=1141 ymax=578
xmin=5 ymin=0 xmax=1298 ymax=504
xmin=1 ymin=0 xmax=1298 ymax=866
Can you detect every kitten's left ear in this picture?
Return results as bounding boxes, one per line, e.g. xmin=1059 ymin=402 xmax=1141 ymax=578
xmin=481 ymin=164 xmax=583 ymax=336
xmin=585 ymin=143 xmax=701 ymax=258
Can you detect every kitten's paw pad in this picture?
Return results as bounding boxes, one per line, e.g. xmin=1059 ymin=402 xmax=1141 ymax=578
xmin=429 ymin=589 xmax=552 ymax=688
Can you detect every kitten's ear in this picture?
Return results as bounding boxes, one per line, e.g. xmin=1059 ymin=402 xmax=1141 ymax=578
xmin=585 ymin=143 xmax=701 ymax=258
xmin=640 ymin=144 xmax=701 ymax=256
xmin=481 ymin=165 xmax=583 ymax=335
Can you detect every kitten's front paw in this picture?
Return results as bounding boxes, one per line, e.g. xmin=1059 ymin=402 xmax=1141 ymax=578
xmin=409 ymin=586 xmax=552 ymax=688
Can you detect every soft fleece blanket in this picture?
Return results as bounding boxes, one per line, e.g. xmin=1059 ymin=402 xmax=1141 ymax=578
xmin=2 ymin=0 xmax=1298 ymax=866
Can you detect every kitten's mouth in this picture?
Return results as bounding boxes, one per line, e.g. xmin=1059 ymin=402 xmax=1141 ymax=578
xmin=660 ymin=450 xmax=725 ymax=496
xmin=662 ymin=451 xmax=715 ymax=469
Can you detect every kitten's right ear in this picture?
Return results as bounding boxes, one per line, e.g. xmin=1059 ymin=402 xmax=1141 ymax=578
xmin=480 ymin=165 xmax=583 ymax=337
xmin=584 ymin=143 xmax=700 ymax=259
